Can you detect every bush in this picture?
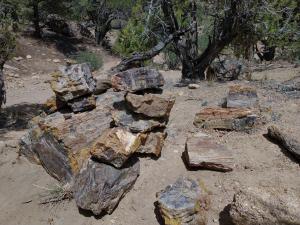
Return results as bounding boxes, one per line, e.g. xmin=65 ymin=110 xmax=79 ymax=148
xmin=73 ymin=51 xmax=103 ymax=71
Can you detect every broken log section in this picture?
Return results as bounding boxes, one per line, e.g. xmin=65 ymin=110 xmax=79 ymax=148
xmin=267 ymin=125 xmax=300 ymax=161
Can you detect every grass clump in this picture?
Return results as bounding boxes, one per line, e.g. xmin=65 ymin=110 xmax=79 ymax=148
xmin=73 ymin=51 xmax=103 ymax=71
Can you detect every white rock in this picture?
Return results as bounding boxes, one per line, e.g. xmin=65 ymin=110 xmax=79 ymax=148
xmin=53 ymin=59 xmax=61 ymax=63
xmin=26 ymin=55 xmax=32 ymax=59
xmin=188 ymin=84 xmax=200 ymax=89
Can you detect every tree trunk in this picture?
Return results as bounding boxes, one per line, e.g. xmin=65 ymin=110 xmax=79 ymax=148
xmin=32 ymin=1 xmax=41 ymax=38
xmin=0 ymin=65 xmax=6 ymax=107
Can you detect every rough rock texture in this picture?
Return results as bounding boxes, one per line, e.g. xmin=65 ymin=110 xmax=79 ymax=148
xmin=156 ymin=177 xmax=210 ymax=225
xmin=226 ymin=85 xmax=259 ymax=108
xmin=94 ymin=78 xmax=111 ymax=95
xmin=211 ymin=59 xmax=243 ymax=81
xmin=19 ymin=107 xmax=112 ymax=183
xmin=184 ymin=133 xmax=233 ymax=172
xmin=111 ymin=67 xmax=165 ymax=92
xmin=90 ymin=128 xmax=143 ymax=168
xmin=194 ymin=107 xmax=258 ymax=131
xmin=67 ymin=95 xmax=96 ymax=113
xmin=111 ymin=110 xmax=166 ymax=133
xmin=125 ymin=93 xmax=175 ymax=119
xmin=51 ymin=63 xmax=96 ymax=102
xmin=137 ymin=132 xmax=167 ymax=157
xmin=44 ymin=96 xmax=68 ymax=114
xmin=73 ymin=158 xmax=140 ymax=215
xmin=230 ymin=187 xmax=300 ymax=225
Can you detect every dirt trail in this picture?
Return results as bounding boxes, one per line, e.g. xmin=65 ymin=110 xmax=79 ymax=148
xmin=0 ymin=37 xmax=299 ymax=225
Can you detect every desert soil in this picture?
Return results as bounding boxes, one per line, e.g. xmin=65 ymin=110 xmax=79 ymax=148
xmin=0 ymin=36 xmax=299 ymax=225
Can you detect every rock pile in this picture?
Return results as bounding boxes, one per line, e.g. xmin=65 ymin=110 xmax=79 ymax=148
xmin=19 ymin=66 xmax=175 ymax=215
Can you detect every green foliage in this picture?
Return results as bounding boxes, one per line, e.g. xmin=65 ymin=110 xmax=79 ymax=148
xmin=73 ymin=51 xmax=103 ymax=71
xmin=0 ymin=28 xmax=16 ymax=66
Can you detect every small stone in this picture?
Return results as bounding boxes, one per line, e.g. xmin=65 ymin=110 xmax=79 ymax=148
xmin=188 ymin=84 xmax=200 ymax=89
xmin=14 ymin=56 xmax=23 ymax=61
xmin=137 ymin=132 xmax=167 ymax=157
xmin=230 ymin=186 xmax=300 ymax=225
xmin=90 ymin=128 xmax=143 ymax=168
xmin=125 ymin=93 xmax=175 ymax=119
xmin=111 ymin=67 xmax=165 ymax=92
xmin=184 ymin=134 xmax=233 ymax=172
xmin=26 ymin=55 xmax=32 ymax=59
xmin=156 ymin=177 xmax=210 ymax=225
xmin=194 ymin=107 xmax=258 ymax=131
xmin=53 ymin=59 xmax=61 ymax=63
xmin=73 ymin=158 xmax=140 ymax=215
xmin=226 ymin=85 xmax=259 ymax=108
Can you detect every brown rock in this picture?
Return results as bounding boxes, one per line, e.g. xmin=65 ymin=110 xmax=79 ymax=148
xmin=20 ymin=106 xmax=112 ymax=183
xmin=111 ymin=67 xmax=165 ymax=92
xmin=125 ymin=93 xmax=175 ymax=119
xmin=227 ymin=85 xmax=259 ymax=108
xmin=230 ymin=186 xmax=300 ymax=225
xmin=44 ymin=96 xmax=68 ymax=114
xmin=184 ymin=133 xmax=233 ymax=172
xmin=90 ymin=128 xmax=143 ymax=168
xmin=94 ymin=78 xmax=111 ymax=95
xmin=67 ymin=95 xmax=96 ymax=113
xmin=194 ymin=107 xmax=258 ymax=131
xmin=137 ymin=132 xmax=167 ymax=157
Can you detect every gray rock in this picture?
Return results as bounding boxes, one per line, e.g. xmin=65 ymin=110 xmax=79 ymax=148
xmin=230 ymin=187 xmax=300 ymax=225
xmin=111 ymin=67 xmax=165 ymax=92
xmin=51 ymin=63 xmax=96 ymax=102
xmin=73 ymin=158 xmax=140 ymax=215
xmin=67 ymin=95 xmax=96 ymax=113
xmin=156 ymin=177 xmax=210 ymax=225
xmin=94 ymin=78 xmax=111 ymax=95
xmin=227 ymin=85 xmax=259 ymax=108
xmin=111 ymin=110 xmax=166 ymax=133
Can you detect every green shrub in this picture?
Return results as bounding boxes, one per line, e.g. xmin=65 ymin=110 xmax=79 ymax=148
xmin=73 ymin=51 xmax=103 ymax=71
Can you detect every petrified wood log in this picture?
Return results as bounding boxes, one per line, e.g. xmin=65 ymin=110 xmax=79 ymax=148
xmin=230 ymin=186 xmax=300 ymax=225
xmin=73 ymin=158 xmax=140 ymax=215
xmin=227 ymin=85 xmax=259 ymax=108
xmin=184 ymin=133 xmax=233 ymax=172
xmin=67 ymin=95 xmax=96 ymax=113
xmin=267 ymin=125 xmax=300 ymax=161
xmin=156 ymin=177 xmax=210 ymax=225
xmin=111 ymin=67 xmax=165 ymax=92
xmin=137 ymin=132 xmax=167 ymax=157
xmin=194 ymin=107 xmax=258 ymax=131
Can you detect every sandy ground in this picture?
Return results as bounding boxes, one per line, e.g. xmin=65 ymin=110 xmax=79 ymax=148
xmin=0 ymin=36 xmax=299 ymax=225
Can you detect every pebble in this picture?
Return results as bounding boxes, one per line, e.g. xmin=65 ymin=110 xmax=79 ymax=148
xmin=188 ymin=84 xmax=200 ymax=89
xmin=26 ymin=55 xmax=32 ymax=59
xmin=14 ymin=56 xmax=23 ymax=61
xmin=53 ymin=59 xmax=61 ymax=63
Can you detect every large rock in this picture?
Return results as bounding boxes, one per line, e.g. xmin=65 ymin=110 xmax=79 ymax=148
xmin=44 ymin=96 xmax=68 ymax=114
xmin=137 ymin=132 xmax=167 ymax=157
xmin=73 ymin=158 xmax=140 ymax=215
xmin=111 ymin=67 xmax=165 ymax=92
xmin=211 ymin=59 xmax=243 ymax=81
xmin=184 ymin=133 xmax=233 ymax=172
xmin=90 ymin=128 xmax=143 ymax=168
xmin=194 ymin=107 xmax=258 ymax=131
xmin=94 ymin=77 xmax=112 ymax=95
xmin=111 ymin=109 xmax=166 ymax=133
xmin=19 ymin=106 xmax=112 ymax=183
xmin=125 ymin=93 xmax=175 ymax=119
xmin=156 ymin=177 xmax=210 ymax=225
xmin=51 ymin=63 xmax=96 ymax=102
xmin=229 ymin=187 xmax=300 ymax=225
xmin=226 ymin=85 xmax=259 ymax=108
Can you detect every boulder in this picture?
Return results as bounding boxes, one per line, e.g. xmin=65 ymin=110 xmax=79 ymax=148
xmin=44 ymin=96 xmax=68 ymax=114
xmin=227 ymin=85 xmax=259 ymax=108
xmin=194 ymin=107 xmax=258 ymax=131
xmin=50 ymin=63 xmax=96 ymax=102
xmin=19 ymin=106 xmax=112 ymax=183
xmin=137 ymin=132 xmax=167 ymax=157
xmin=67 ymin=95 xmax=96 ymax=113
xmin=230 ymin=187 xmax=300 ymax=225
xmin=111 ymin=110 xmax=166 ymax=133
xmin=94 ymin=78 xmax=112 ymax=95
xmin=156 ymin=177 xmax=210 ymax=225
xmin=73 ymin=158 xmax=140 ymax=215
xmin=90 ymin=128 xmax=143 ymax=168
xmin=111 ymin=67 xmax=165 ymax=92
xmin=184 ymin=133 xmax=233 ymax=172
xmin=125 ymin=93 xmax=175 ymax=119
xmin=211 ymin=59 xmax=243 ymax=81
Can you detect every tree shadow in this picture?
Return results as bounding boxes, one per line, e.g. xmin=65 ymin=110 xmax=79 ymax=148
xmin=219 ymin=204 xmax=234 ymax=225
xmin=0 ymin=103 xmax=44 ymax=132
